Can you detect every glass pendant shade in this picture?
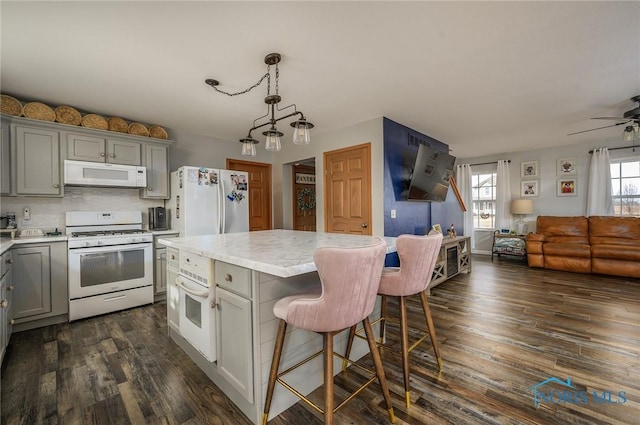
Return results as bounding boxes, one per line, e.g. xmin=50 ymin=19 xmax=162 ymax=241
xmin=291 ymin=119 xmax=314 ymax=145
xmin=241 ymin=141 xmax=257 ymax=157
xmin=263 ymin=127 xmax=283 ymax=152
xmin=623 ymin=126 xmax=635 ymax=142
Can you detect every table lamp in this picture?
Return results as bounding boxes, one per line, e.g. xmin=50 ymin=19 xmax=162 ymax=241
xmin=511 ymin=199 xmax=533 ymax=235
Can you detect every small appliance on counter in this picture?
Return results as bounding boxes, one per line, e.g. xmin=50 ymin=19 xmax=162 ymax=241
xmin=148 ymin=207 xmax=168 ymax=230
xmin=0 ymin=212 xmax=16 ymax=229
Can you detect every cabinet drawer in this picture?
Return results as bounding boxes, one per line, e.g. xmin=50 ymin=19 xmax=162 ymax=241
xmin=215 ymin=262 xmax=251 ymax=298
xmin=166 ymin=247 xmax=179 ymax=268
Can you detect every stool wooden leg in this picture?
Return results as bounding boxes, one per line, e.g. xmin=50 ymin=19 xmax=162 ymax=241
xmin=399 ymin=296 xmax=411 ymax=409
xmin=379 ymin=295 xmax=387 ymax=344
xmin=362 ymin=317 xmax=396 ymax=423
xmin=262 ymin=320 xmax=287 ymax=425
xmin=419 ymin=291 xmax=442 ymax=370
xmin=324 ymin=332 xmax=335 ymax=425
xmin=343 ymin=325 xmax=356 ymax=372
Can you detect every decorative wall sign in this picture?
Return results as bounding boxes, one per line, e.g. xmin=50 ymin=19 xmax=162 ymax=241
xmin=521 ymin=161 xmax=539 ymax=178
xmin=521 ymin=180 xmax=539 ymax=197
xmin=557 ymin=157 xmax=576 ymax=176
xmin=557 ymin=178 xmax=577 ymax=196
xmin=295 ymin=173 xmax=316 ymax=185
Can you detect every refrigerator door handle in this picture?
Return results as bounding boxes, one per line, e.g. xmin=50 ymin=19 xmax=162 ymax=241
xmin=220 ymin=177 xmax=226 ymax=234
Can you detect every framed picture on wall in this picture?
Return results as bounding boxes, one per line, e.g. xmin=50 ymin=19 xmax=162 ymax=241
xmin=557 ymin=157 xmax=576 ymax=176
xmin=557 ymin=178 xmax=577 ymax=196
xmin=521 ymin=180 xmax=539 ymax=197
xmin=521 ymin=160 xmax=539 ymax=178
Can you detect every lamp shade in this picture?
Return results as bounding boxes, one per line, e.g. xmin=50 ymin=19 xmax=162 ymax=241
xmin=511 ymin=199 xmax=533 ymax=215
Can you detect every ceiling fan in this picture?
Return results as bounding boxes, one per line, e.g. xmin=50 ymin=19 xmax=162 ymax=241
xmin=568 ymin=95 xmax=640 ymax=137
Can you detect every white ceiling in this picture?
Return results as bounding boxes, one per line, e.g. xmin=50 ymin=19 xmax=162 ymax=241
xmin=2 ymin=1 xmax=639 ymax=159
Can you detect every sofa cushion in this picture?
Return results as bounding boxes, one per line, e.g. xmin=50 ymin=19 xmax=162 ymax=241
xmin=589 ymin=216 xmax=640 ymax=246
xmin=536 ymin=216 xmax=589 ymax=244
xmin=543 ymin=242 xmax=591 ymax=258
xmin=591 ymin=244 xmax=640 ymax=261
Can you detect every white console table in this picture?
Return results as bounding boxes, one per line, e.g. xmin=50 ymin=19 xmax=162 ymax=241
xmin=429 ymin=235 xmax=471 ymax=292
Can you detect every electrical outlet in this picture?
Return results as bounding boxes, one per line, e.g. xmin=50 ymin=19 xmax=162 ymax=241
xmin=24 ymin=207 xmax=31 ymax=220
xmin=390 ymin=209 xmax=397 ymax=219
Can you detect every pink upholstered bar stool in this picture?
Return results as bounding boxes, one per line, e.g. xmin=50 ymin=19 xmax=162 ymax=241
xmin=345 ymin=233 xmax=443 ymax=409
xmin=262 ymin=238 xmax=396 ymax=425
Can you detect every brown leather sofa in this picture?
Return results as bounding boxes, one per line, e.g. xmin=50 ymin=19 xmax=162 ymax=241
xmin=526 ymin=216 xmax=640 ymax=278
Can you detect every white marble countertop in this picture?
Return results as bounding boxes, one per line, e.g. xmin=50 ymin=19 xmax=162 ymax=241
xmin=158 ymin=229 xmax=397 ymax=278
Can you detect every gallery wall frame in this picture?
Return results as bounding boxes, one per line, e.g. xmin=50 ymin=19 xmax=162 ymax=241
xmin=521 ymin=180 xmax=539 ymax=197
xmin=557 ymin=178 xmax=577 ymax=196
xmin=557 ymin=157 xmax=576 ymax=176
xmin=521 ymin=160 xmax=539 ymax=178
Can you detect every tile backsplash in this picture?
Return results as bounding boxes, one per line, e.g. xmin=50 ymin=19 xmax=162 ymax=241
xmin=0 ymin=187 xmax=164 ymax=232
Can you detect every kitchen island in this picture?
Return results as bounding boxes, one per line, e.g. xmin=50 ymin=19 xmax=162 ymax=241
xmin=158 ymin=230 xmax=397 ymax=424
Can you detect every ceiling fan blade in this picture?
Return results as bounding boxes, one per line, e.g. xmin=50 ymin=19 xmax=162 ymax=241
xmin=567 ymin=121 xmax=628 ymax=136
xmin=591 ymin=116 xmax=631 ymax=121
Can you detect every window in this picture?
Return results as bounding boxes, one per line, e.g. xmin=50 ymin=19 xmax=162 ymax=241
xmin=472 ymin=172 xmax=496 ymax=228
xmin=611 ymin=159 xmax=640 ymax=216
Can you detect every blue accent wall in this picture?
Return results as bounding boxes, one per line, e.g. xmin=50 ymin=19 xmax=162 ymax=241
xmin=383 ymin=117 xmax=450 ymax=237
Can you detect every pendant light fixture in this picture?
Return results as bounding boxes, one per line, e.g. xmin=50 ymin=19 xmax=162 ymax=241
xmin=622 ymin=125 xmax=637 ymax=142
xmin=205 ymin=53 xmax=313 ymax=157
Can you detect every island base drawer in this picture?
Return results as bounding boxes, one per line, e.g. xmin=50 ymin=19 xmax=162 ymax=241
xmin=215 ymin=261 xmax=251 ymax=298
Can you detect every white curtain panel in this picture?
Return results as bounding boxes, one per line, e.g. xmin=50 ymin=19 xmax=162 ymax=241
xmin=456 ymin=164 xmax=474 ymax=247
xmin=495 ymin=160 xmax=512 ymax=229
xmin=587 ymin=148 xmax=614 ymax=216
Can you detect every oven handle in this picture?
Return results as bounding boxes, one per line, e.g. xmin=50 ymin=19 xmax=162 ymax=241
xmin=175 ymin=277 xmax=209 ymax=298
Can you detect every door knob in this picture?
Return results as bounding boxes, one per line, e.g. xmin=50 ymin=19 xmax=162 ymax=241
xmin=361 ymin=223 xmax=368 ymax=228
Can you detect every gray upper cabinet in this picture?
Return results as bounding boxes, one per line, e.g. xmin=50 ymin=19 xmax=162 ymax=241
xmin=1 ymin=117 xmax=10 ymax=195
xmin=142 ymin=143 xmax=169 ymax=199
xmin=66 ymin=133 xmax=141 ymax=165
xmin=13 ymin=125 xmax=63 ymax=196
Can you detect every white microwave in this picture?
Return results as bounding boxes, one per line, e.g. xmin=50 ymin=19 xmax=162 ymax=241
xmin=64 ymin=160 xmax=147 ymax=188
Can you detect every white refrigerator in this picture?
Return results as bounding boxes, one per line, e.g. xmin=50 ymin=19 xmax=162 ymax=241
xmin=167 ymin=166 xmax=249 ymax=236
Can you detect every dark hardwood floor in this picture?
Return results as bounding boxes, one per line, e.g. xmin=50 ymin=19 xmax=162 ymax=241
xmin=2 ymin=255 xmax=639 ymax=425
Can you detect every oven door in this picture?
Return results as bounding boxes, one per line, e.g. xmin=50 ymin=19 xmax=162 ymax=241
xmin=68 ymin=242 xmax=153 ymax=299
xmin=176 ymin=275 xmax=216 ymax=362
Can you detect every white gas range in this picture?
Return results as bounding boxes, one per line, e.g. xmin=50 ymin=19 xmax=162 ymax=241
xmin=66 ymin=211 xmax=154 ymax=321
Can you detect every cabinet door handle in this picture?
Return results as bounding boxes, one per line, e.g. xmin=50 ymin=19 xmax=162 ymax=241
xmin=211 ymin=300 xmax=218 ymax=309
xmin=100 ymin=152 xmax=106 ymax=157
xmin=0 ymin=300 xmax=7 ymax=308
xmin=361 ymin=223 xmax=368 ymax=228
xmin=8 ymin=285 xmax=14 ymax=291
xmin=53 ymin=183 xmax=60 ymax=188
xmin=109 ymin=153 xmax=115 ymax=158
xmin=10 ymin=319 xmax=14 ymax=325
xmin=224 ymin=273 xmax=232 ymax=282
xmin=147 ymin=187 xmax=153 ymax=191
xmin=6 ymin=258 xmax=13 ymax=264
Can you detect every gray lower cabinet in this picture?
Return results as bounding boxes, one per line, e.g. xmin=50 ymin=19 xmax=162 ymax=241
xmin=12 ymin=242 xmax=68 ymax=329
xmin=66 ymin=132 xmax=142 ymax=165
xmin=13 ymin=124 xmax=63 ymax=196
xmin=216 ymin=286 xmax=253 ymax=403
xmin=215 ymin=261 xmax=253 ymax=403
xmin=0 ymin=250 xmax=13 ymax=363
xmin=154 ymin=234 xmax=179 ymax=296
xmin=142 ymin=143 xmax=170 ymax=199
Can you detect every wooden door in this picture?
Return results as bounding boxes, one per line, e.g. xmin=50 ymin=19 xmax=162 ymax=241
xmin=226 ymin=159 xmax=272 ymax=231
xmin=292 ymin=164 xmax=316 ymax=231
xmin=324 ymin=143 xmax=372 ymax=235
